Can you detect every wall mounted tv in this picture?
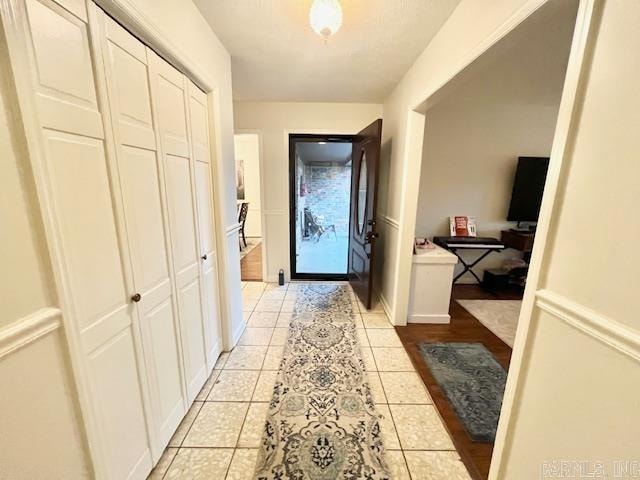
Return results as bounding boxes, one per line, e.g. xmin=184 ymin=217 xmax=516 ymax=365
xmin=507 ymin=156 xmax=550 ymax=223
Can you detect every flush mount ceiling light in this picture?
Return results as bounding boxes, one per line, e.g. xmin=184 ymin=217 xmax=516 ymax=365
xmin=309 ymin=0 xmax=343 ymax=42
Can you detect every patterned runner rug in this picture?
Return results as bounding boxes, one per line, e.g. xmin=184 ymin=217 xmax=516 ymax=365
xmin=254 ymin=283 xmax=391 ymax=479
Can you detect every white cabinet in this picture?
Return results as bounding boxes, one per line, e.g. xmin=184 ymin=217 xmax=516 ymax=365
xmin=3 ymin=0 xmax=223 ymax=477
xmin=408 ymin=245 xmax=458 ymax=324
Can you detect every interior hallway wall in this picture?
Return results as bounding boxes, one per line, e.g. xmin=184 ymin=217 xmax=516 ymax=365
xmin=233 ymin=102 xmax=382 ymax=281
xmin=496 ymin=0 xmax=640 ymax=475
xmin=415 ymin=8 xmax=573 ymax=281
xmin=234 ymin=134 xmax=262 ymax=237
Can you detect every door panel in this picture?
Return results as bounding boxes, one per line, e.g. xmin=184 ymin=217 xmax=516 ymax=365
xmin=22 ymin=1 xmax=153 ymax=477
xmin=88 ymin=330 xmax=150 ymax=480
xmin=349 ymin=119 xmax=383 ymax=308
xmin=179 ymin=279 xmax=208 ymax=393
xmin=188 ymin=82 xmax=222 ymax=368
xmin=150 ymin=52 xmax=208 ymax=401
xmin=165 ymin=154 xmax=199 ymax=271
xmin=99 ymin=10 xmax=185 ymax=455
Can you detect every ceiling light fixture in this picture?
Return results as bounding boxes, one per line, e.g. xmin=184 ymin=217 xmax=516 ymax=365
xmin=309 ymin=0 xmax=343 ymax=42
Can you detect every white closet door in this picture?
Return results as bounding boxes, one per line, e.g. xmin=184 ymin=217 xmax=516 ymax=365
xmin=188 ymin=82 xmax=223 ymax=370
xmin=98 ymin=12 xmax=186 ymax=452
xmin=149 ymin=51 xmax=208 ymax=402
xmin=19 ymin=1 xmax=151 ymax=478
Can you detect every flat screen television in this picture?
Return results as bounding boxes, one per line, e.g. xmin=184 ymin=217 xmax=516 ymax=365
xmin=507 ymin=156 xmax=550 ymax=223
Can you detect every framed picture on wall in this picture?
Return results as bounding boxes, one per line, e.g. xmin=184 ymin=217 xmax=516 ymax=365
xmin=236 ymin=158 xmax=245 ymax=200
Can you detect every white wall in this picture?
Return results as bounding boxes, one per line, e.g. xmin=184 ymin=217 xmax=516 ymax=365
xmin=233 ymin=102 xmax=382 ymax=281
xmin=0 ymin=40 xmax=91 ymax=478
xmin=234 ymin=134 xmax=262 ymax=237
xmin=494 ymin=0 xmax=640 ymax=475
xmin=378 ymin=0 xmax=560 ymax=321
xmin=415 ymin=8 xmax=573 ymax=281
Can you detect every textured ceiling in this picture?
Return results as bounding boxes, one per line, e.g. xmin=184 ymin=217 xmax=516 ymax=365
xmin=193 ymin=0 xmax=461 ymax=102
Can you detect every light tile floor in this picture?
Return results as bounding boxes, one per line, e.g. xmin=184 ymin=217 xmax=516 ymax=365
xmin=148 ymin=281 xmax=471 ymax=480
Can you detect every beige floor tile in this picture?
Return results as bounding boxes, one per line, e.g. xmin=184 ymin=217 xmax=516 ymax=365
xmin=254 ymin=299 xmax=283 ymax=312
xmin=237 ymin=402 xmax=269 ymax=448
xmin=168 ymin=401 xmax=203 ymax=447
xmin=148 ymin=447 xmax=177 ymax=479
xmin=361 ymin=346 xmax=378 ymax=371
xmin=366 ymin=328 xmax=402 ymax=347
xmin=242 ymin=290 xmax=263 ymax=300
xmin=390 ymin=404 xmax=454 ymax=450
xmin=183 ymin=402 xmax=248 ymax=447
xmin=352 ymin=313 xmax=365 ymax=329
xmin=207 ymin=370 xmax=260 ymax=402
xmin=371 ymin=347 xmax=414 ymax=371
xmin=379 ymin=371 xmax=432 ymax=404
xmin=242 ymin=298 xmax=258 ymax=312
xmin=260 ymin=289 xmax=286 ymax=300
xmin=385 ymin=450 xmax=411 ymax=480
xmin=264 ymin=283 xmax=287 ymax=291
xmin=365 ymin=371 xmax=387 ymax=403
xmin=403 ymin=451 xmax=471 ymax=479
xmin=195 ymin=369 xmax=221 ymax=401
xmin=238 ymin=327 xmax=274 ymax=346
xmin=224 ymin=346 xmax=267 ymax=370
xmin=280 ymin=300 xmax=296 ymax=312
xmin=247 ymin=312 xmax=279 ymax=328
xmin=253 ymin=370 xmax=278 ymax=402
xmin=226 ymin=449 xmax=259 ymax=480
xmin=164 ymin=448 xmax=233 ymax=479
xmin=214 ymin=351 xmax=230 ymax=369
xmin=276 ymin=312 xmax=293 ymax=328
xmin=362 ymin=313 xmax=393 ymax=329
xmin=243 ymin=311 xmax=251 ymax=323
xmin=356 ymin=328 xmax=370 ymax=346
xmin=269 ymin=328 xmax=289 ymax=346
xmin=262 ymin=345 xmax=284 ymax=370
xmin=375 ymin=404 xmax=401 ymax=449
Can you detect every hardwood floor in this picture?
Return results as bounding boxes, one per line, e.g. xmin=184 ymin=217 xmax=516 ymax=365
xmin=240 ymin=242 xmax=263 ymax=281
xmin=395 ymin=284 xmax=522 ymax=480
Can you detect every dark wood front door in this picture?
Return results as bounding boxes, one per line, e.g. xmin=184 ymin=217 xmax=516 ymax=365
xmin=348 ymin=119 xmax=382 ymax=308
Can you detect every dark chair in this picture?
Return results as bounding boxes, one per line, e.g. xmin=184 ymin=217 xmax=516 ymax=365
xmin=303 ymin=207 xmax=337 ymax=242
xmin=238 ymin=202 xmax=249 ymax=248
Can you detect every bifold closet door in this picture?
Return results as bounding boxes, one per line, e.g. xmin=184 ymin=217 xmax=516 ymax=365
xmin=187 ymin=83 xmax=223 ymax=370
xmin=96 ymin=10 xmax=187 ymax=451
xmin=14 ymin=0 xmax=152 ymax=478
xmin=149 ymin=52 xmax=208 ymax=402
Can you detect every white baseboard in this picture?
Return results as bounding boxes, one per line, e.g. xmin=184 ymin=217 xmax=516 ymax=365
xmin=407 ymin=313 xmax=451 ymax=324
xmin=231 ymin=317 xmax=247 ymax=348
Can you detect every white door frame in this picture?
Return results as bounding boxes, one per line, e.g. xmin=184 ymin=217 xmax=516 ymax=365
xmin=234 ymin=129 xmax=268 ymax=282
xmin=0 ymin=0 xmax=237 ymax=476
xmin=389 ymin=0 xmax=597 ymax=477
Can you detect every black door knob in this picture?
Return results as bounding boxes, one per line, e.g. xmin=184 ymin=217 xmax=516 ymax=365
xmin=201 ymin=254 xmax=207 ymax=261
xmin=131 ymin=293 xmax=142 ymax=303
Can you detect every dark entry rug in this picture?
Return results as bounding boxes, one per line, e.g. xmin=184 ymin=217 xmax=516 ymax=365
xmin=419 ymin=342 xmax=507 ymax=442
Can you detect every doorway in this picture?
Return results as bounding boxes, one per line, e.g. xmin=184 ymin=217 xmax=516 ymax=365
xmin=289 ymin=135 xmax=353 ymax=280
xmin=235 ymin=133 xmax=264 ymax=281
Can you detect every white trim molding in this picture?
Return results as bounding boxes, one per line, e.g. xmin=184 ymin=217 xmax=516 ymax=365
xmin=225 ymin=222 xmax=242 ymax=235
xmin=378 ymin=214 xmax=400 ymax=230
xmin=0 ymin=308 xmax=62 ymax=359
xmin=535 ymin=289 xmax=640 ymax=363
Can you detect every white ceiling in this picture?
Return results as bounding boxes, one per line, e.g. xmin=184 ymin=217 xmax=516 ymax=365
xmin=193 ymin=0 xmax=461 ymax=103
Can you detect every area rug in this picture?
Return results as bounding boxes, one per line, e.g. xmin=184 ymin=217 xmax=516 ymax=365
xmin=254 ymin=284 xmax=390 ymax=479
xmin=240 ymin=238 xmax=261 ymax=260
xmin=419 ymin=342 xmax=507 ymax=442
xmin=456 ymin=300 xmax=522 ymax=347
